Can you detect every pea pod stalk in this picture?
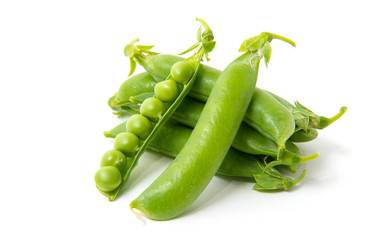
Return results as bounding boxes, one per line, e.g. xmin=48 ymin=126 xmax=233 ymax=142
xmin=98 ymin=18 xmax=215 ymax=201
xmin=130 ymin=33 xmax=296 ymax=220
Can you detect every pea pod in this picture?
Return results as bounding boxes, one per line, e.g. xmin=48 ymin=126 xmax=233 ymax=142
xmin=120 ymin=94 xmax=318 ymax=171
xmin=244 ymin=88 xmax=294 ymax=148
xmin=116 ymin=52 xmax=296 ymax=146
xmin=117 ymin=47 xmax=346 ymax=140
xmin=130 ymin=32 xmax=296 ymax=220
xmin=104 ymin=120 xmax=305 ymax=191
xmin=95 ymin=18 xmax=215 ymax=201
xmin=109 ymin=73 xmax=322 ymax=144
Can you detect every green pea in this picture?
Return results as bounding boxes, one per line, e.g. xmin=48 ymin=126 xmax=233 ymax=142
xmin=154 ymin=80 xmax=179 ymax=102
xmin=100 ymin=149 xmax=127 ymax=172
xmin=170 ymin=61 xmax=193 ymax=84
xmin=114 ymin=132 xmax=140 ymax=156
xmin=94 ymin=166 xmax=122 ymax=192
xmin=140 ymin=97 xmax=166 ymax=122
xmin=126 ymin=114 xmax=153 ymax=139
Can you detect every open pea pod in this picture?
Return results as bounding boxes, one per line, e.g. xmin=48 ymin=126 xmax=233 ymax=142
xmin=96 ymin=18 xmax=216 ymax=201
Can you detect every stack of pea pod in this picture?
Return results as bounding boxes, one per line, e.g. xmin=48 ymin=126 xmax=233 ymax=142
xmin=94 ymin=19 xmax=347 ymax=221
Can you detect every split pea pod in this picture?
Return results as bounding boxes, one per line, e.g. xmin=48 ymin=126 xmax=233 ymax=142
xmin=104 ymin=120 xmax=306 ymax=191
xmin=130 ymin=33 xmax=296 ymax=220
xmin=95 ymin=18 xmax=215 ymax=201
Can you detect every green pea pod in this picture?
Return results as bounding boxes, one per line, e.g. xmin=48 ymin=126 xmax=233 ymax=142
xmin=104 ymin=120 xmax=304 ymax=191
xmin=120 ymin=46 xmax=346 ymax=140
xmin=243 ymin=88 xmax=294 ymax=148
xmin=109 ymin=73 xmax=321 ymax=144
xmin=117 ymin=94 xmax=318 ymax=171
xmin=121 ymin=52 xmax=296 ymax=145
xmin=97 ymin=18 xmax=216 ymax=201
xmin=234 ymin=122 xmax=318 ymax=172
xmin=130 ymin=32 xmax=296 ymax=220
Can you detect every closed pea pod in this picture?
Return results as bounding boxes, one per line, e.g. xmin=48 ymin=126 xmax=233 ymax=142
xmin=117 ymin=94 xmax=318 ymax=171
xmin=104 ymin=120 xmax=306 ymax=190
xmin=122 ymin=46 xmax=346 ymax=139
xmin=130 ymin=33 xmax=296 ymax=220
xmin=121 ymin=63 xmax=297 ymax=144
xmin=233 ymin=122 xmax=317 ymax=172
xmin=131 ymin=52 xmax=259 ymax=220
xmin=244 ymin=88 xmax=294 ymax=149
xmin=112 ymin=75 xmax=323 ymax=144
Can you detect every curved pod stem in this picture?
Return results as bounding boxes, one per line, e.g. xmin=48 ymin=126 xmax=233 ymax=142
xmin=317 ymin=106 xmax=348 ymax=129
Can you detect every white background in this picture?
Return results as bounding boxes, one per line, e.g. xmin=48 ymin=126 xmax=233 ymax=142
xmin=1 ymin=0 xmax=378 ymax=239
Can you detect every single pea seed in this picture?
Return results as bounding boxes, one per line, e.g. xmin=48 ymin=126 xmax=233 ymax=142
xmin=126 ymin=114 xmax=153 ymax=139
xmin=114 ymin=132 xmax=140 ymax=156
xmin=154 ymin=80 xmax=179 ymax=102
xmin=140 ymin=97 xmax=166 ymax=122
xmin=94 ymin=166 xmax=122 ymax=192
xmin=170 ymin=61 xmax=193 ymax=84
xmin=100 ymin=149 xmax=127 ymax=172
